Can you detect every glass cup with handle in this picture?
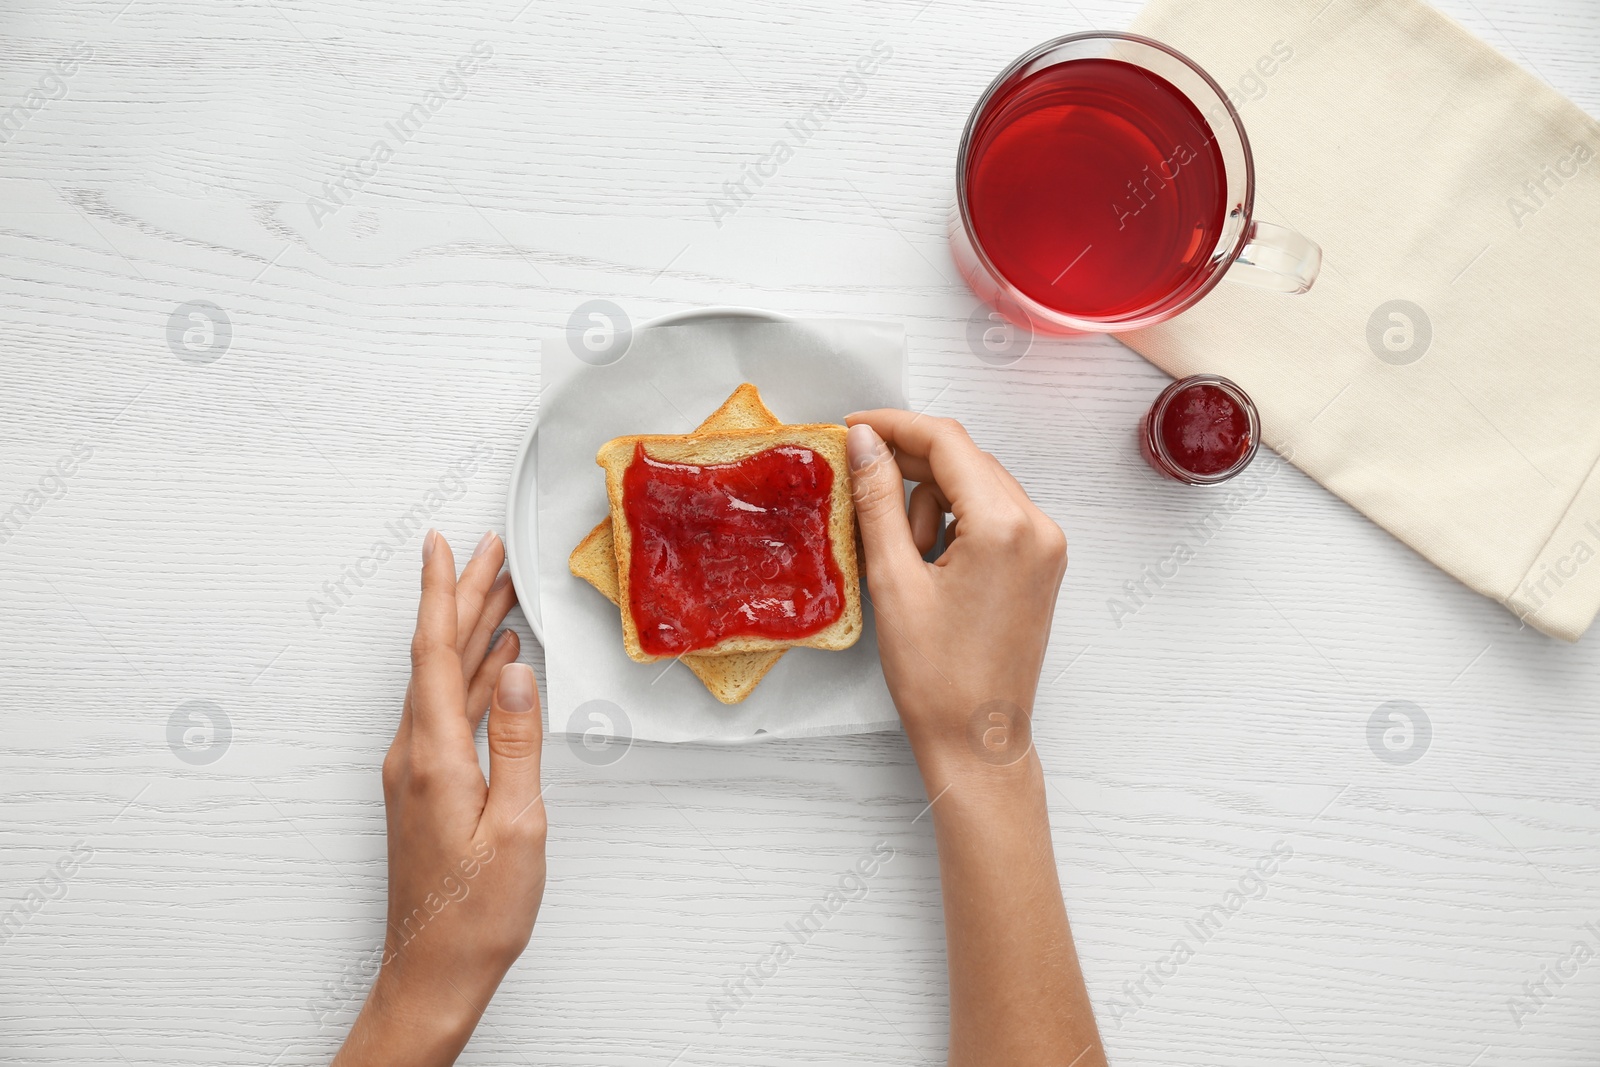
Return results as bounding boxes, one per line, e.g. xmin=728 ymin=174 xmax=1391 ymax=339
xmin=951 ymin=32 xmax=1322 ymax=335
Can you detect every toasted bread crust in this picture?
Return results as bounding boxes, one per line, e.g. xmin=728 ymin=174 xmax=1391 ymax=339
xmin=696 ymin=382 xmax=775 ymax=433
xmin=597 ymin=424 xmax=862 ymax=662
xmin=569 ymin=521 xmax=621 ymax=601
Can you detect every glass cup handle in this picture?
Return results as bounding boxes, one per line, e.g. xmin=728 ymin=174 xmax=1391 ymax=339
xmin=1226 ymin=220 xmax=1322 ymax=295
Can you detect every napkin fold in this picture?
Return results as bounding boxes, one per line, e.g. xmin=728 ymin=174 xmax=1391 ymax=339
xmin=1125 ymin=0 xmax=1600 ymax=640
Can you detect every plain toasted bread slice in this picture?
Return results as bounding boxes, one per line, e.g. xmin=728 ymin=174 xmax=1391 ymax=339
xmin=597 ymin=423 xmax=862 ymax=663
xmin=568 ymin=384 xmax=787 ymax=704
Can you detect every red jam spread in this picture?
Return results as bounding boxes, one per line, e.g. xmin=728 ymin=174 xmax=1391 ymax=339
xmin=1159 ymin=383 xmax=1253 ymax=476
xmin=621 ymin=443 xmax=844 ymax=657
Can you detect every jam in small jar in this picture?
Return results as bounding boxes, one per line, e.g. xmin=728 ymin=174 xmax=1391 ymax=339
xmin=1138 ymin=374 xmax=1260 ymax=485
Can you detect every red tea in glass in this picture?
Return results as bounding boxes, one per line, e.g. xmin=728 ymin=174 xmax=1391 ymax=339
xmin=953 ymin=33 xmax=1321 ymax=334
xmin=965 ymin=60 xmax=1228 ymax=323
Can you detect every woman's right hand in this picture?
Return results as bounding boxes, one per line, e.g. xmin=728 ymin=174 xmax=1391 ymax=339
xmin=844 ymin=411 xmax=1068 ymax=774
xmin=846 ymin=413 xmax=1104 ymax=1067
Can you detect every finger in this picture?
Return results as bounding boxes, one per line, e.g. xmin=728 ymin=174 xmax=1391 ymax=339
xmin=846 ymin=423 xmax=922 ymax=587
xmin=466 ymin=629 xmax=521 ymax=730
xmin=411 ymin=530 xmax=467 ymax=742
xmin=845 ymin=410 xmax=1011 ymax=513
xmin=454 ymin=531 xmax=505 ymax=657
xmin=982 ymin=456 xmax=1065 ymax=559
xmin=883 ymin=451 xmax=934 ymax=486
xmin=397 ymin=679 xmax=415 ymax=735
xmin=907 ymin=481 xmax=948 ymax=556
xmin=462 ymin=570 xmax=517 ymax=683
xmin=484 ymin=663 xmax=545 ymax=832
xmin=979 ymin=450 xmax=1035 ymax=509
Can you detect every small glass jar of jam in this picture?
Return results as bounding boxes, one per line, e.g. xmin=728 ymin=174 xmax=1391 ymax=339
xmin=1138 ymin=374 xmax=1261 ymax=485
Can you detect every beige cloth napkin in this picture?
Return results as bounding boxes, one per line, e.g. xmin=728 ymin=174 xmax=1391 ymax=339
xmin=1123 ymin=0 xmax=1600 ymax=640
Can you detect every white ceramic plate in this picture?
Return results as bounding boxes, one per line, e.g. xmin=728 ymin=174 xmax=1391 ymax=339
xmin=504 ymin=306 xmax=792 ymax=643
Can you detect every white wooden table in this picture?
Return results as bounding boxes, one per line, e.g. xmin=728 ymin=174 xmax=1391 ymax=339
xmin=3 ymin=1 xmax=1599 ymax=1064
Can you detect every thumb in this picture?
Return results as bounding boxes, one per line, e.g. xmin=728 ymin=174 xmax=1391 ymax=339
xmin=485 ymin=663 xmax=545 ymax=831
xmin=846 ymin=423 xmax=920 ymax=587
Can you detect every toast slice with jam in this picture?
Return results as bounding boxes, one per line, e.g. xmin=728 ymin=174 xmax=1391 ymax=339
xmin=568 ymin=384 xmax=791 ymax=703
xmin=594 ymin=401 xmax=862 ymax=666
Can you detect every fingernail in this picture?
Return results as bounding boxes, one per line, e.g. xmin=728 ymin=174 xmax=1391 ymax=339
xmin=423 ymin=529 xmax=438 ymax=562
xmin=472 ymin=530 xmax=497 ymax=560
xmin=846 ymin=423 xmax=889 ymax=472
xmin=493 ymin=629 xmax=517 ymax=652
xmin=492 ymin=569 xmax=512 ymax=593
xmin=843 ymin=411 xmax=865 ymax=423
xmin=498 ymin=663 xmax=535 ymax=714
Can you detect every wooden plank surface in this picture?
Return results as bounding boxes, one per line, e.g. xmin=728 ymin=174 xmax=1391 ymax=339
xmin=2 ymin=0 xmax=1598 ymax=1064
